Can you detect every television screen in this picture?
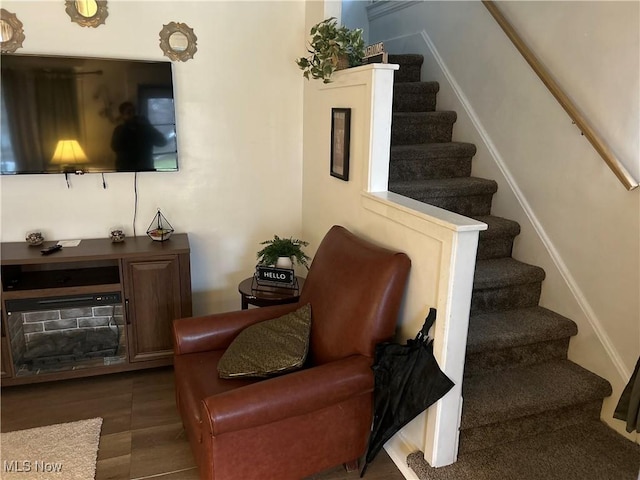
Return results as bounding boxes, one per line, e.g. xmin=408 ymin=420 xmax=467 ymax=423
xmin=1 ymin=54 xmax=179 ymax=174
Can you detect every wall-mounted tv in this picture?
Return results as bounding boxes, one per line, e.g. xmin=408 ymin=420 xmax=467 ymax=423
xmin=1 ymin=54 xmax=179 ymax=174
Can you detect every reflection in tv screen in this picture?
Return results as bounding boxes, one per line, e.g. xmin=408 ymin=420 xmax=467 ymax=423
xmin=0 ymin=54 xmax=179 ymax=174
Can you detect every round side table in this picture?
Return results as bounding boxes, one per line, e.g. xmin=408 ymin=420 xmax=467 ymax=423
xmin=238 ymin=276 xmax=305 ymax=310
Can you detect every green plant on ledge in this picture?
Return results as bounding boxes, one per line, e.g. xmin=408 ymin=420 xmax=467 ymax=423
xmin=257 ymin=235 xmax=311 ymax=270
xmin=295 ymin=17 xmax=365 ymax=84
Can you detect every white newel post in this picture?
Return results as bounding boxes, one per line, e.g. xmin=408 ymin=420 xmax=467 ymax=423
xmin=424 ymin=228 xmax=480 ymax=467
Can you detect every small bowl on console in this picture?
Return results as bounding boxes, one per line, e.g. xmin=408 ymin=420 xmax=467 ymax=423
xmin=25 ymin=231 xmax=44 ymax=246
xmin=110 ymin=228 xmax=126 ymax=243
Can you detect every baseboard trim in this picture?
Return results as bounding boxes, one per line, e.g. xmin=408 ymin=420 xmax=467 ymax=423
xmin=383 ymin=431 xmax=421 ymax=480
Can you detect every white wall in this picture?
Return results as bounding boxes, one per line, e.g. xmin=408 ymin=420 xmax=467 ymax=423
xmin=0 ymin=1 xmax=305 ymax=315
xmin=368 ymin=0 xmax=639 ymax=439
xmin=341 ymin=0 xmax=370 ymax=43
xmin=497 ymin=0 xmax=639 ymax=181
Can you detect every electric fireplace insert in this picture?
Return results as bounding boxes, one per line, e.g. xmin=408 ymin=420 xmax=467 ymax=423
xmin=5 ymin=292 xmax=126 ymax=376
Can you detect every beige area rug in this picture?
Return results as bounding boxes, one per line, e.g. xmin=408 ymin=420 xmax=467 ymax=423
xmin=1 ymin=417 xmax=102 ymax=479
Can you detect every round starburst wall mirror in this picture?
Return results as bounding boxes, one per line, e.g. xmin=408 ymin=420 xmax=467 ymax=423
xmin=0 ymin=9 xmax=25 ymax=53
xmin=65 ymin=0 xmax=108 ymax=28
xmin=159 ymin=22 xmax=198 ymax=62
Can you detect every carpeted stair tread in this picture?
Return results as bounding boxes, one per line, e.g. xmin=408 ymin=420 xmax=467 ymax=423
xmin=465 ymin=338 xmax=571 ymax=376
xmin=461 ymin=360 xmax=612 ymax=430
xmin=391 ymin=142 xmax=476 ymax=159
xmin=407 ymin=420 xmax=640 ymax=480
xmin=474 ymin=215 xmax=521 ymax=241
xmin=466 ymin=307 xmax=577 ymax=354
xmin=458 ymin=400 xmax=603 ymax=455
xmin=389 ymin=143 xmax=476 ymax=181
xmin=390 ymin=177 xmax=497 ymax=197
xmin=389 ymin=177 xmax=498 ymax=216
xmin=392 ymin=111 xmax=457 ymax=122
xmin=473 ymin=257 xmax=545 ymax=290
xmin=474 ymin=216 xmax=522 ymax=259
xmin=391 ymin=111 xmax=458 ymax=145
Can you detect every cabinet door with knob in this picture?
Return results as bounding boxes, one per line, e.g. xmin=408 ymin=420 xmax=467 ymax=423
xmin=123 ymin=253 xmax=191 ymax=362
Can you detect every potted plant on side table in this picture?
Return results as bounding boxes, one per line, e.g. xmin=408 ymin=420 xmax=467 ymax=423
xmin=295 ymin=17 xmax=365 ymax=84
xmin=257 ymin=235 xmax=311 ymax=270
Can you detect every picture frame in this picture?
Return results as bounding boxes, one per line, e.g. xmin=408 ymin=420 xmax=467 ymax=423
xmin=330 ymin=108 xmax=351 ymax=181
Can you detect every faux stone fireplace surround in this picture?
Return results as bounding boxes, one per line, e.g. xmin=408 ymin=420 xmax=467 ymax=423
xmin=9 ymin=304 xmax=125 ymax=371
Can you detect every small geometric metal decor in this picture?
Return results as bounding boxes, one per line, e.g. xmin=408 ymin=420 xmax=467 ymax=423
xmin=146 ymin=209 xmax=174 ymax=242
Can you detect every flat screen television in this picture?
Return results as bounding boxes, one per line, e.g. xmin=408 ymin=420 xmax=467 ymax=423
xmin=1 ymin=54 xmax=179 ymax=174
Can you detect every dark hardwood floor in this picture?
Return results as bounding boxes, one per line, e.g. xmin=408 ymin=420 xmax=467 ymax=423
xmin=1 ymin=367 xmax=406 ymax=480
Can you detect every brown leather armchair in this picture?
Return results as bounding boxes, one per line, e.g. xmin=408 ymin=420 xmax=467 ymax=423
xmin=172 ymin=225 xmax=411 ymax=480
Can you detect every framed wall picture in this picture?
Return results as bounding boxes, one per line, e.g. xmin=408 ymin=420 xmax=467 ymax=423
xmin=330 ymin=108 xmax=351 ymax=181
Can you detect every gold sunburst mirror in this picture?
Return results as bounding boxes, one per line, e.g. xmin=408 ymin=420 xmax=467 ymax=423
xmin=159 ymin=22 xmax=198 ymax=62
xmin=0 ymin=9 xmax=25 ymax=53
xmin=65 ymin=0 xmax=108 ymax=28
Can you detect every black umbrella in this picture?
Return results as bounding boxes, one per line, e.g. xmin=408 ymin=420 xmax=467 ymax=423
xmin=614 ymin=355 xmax=640 ymax=433
xmin=361 ymin=308 xmax=454 ymax=476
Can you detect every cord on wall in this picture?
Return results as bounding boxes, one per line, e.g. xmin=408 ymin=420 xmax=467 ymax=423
xmin=132 ymin=172 xmax=138 ymax=237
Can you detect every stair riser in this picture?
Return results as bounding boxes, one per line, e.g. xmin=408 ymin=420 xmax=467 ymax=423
xmin=394 ymin=65 xmax=422 ymax=83
xmin=471 ymin=283 xmax=542 ymax=313
xmin=391 ymin=116 xmax=454 ymax=144
xmin=414 ymin=194 xmax=493 ymax=217
xmin=464 ymin=338 xmax=570 ymax=376
xmin=387 ymin=189 xmax=494 ymax=216
xmin=389 ymin=157 xmax=472 ymax=182
xmin=394 ymin=93 xmax=437 ymax=112
xmin=476 ymin=236 xmax=516 ymax=260
xmin=458 ymin=400 xmax=602 ymax=455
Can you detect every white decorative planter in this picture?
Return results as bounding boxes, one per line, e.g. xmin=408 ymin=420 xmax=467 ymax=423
xmin=275 ymin=256 xmax=293 ymax=269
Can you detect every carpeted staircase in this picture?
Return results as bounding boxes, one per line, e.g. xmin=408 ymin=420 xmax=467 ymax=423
xmin=387 ymin=54 xmax=640 ymax=480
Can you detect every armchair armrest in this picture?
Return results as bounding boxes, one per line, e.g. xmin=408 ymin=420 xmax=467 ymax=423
xmin=172 ymin=303 xmax=300 ymax=355
xmin=201 ymin=355 xmax=374 ymax=436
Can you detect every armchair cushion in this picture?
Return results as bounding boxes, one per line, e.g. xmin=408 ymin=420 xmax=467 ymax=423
xmin=217 ymin=303 xmax=312 ymax=378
